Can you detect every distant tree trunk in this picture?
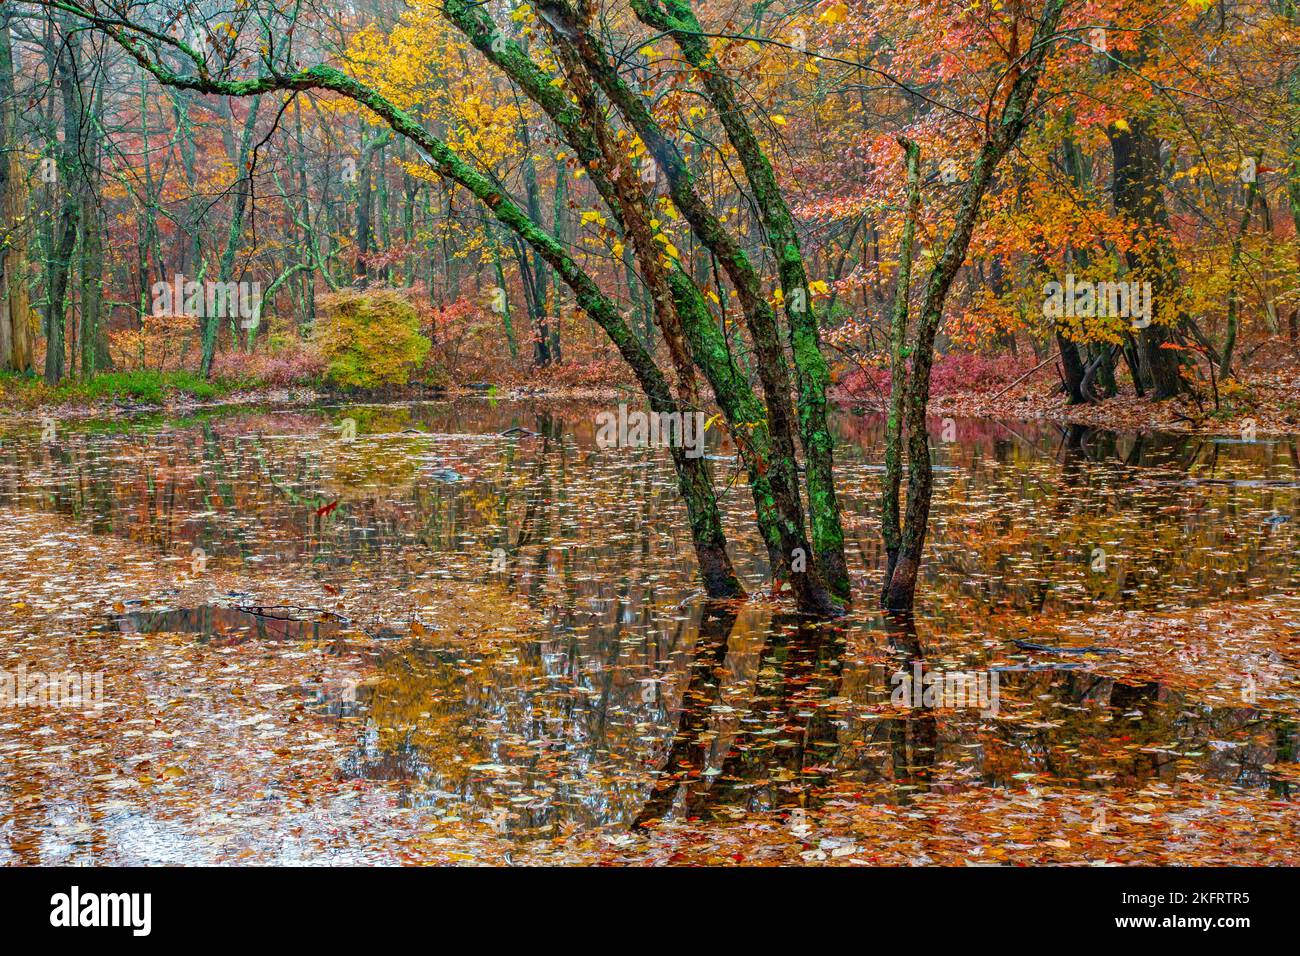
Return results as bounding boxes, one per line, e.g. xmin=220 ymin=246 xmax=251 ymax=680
xmin=517 ymin=141 xmax=554 ymax=368
xmin=1121 ymin=334 xmax=1146 ymax=397
xmin=1056 ymin=331 xmax=1087 ymax=404
xmin=1221 ymin=167 xmax=1261 ymax=379
xmin=353 ymin=152 xmax=372 ymax=289
xmin=205 ymin=96 xmax=262 ymax=373
xmin=547 ymin=161 xmax=565 ymax=363
xmin=376 ymin=142 xmax=391 ymax=284
xmin=44 ymin=184 xmax=78 ymax=384
xmin=489 ymin=232 xmax=518 ymax=359
xmin=172 ymin=89 xmax=205 ymax=290
xmin=136 ymin=72 xmax=163 ymax=325
xmin=352 ymin=129 xmax=389 ymax=290
xmin=0 ymin=6 xmax=33 ymax=372
xmin=78 ymin=177 xmax=108 ymax=376
xmin=1106 ymin=39 xmax=1187 ymax=400
xmin=396 ymin=140 xmax=412 ymax=288
xmin=78 ymin=82 xmax=109 ymax=376
xmin=293 ymin=97 xmax=317 ymax=328
xmin=1058 ymin=134 xmax=1112 ymax=399
xmin=44 ymin=16 xmax=84 ymax=385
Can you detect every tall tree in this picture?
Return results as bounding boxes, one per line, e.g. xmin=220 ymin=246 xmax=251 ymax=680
xmin=0 ymin=4 xmax=33 ymax=373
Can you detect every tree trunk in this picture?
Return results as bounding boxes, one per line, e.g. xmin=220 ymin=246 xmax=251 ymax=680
xmin=0 ymin=5 xmax=33 ymax=372
xmin=44 ymin=16 xmax=84 ymax=385
xmin=1056 ymin=331 xmax=1087 ymax=404
xmin=635 ymin=0 xmax=849 ymax=600
xmin=882 ymin=138 xmax=921 ymax=606
xmin=1106 ymin=39 xmax=1187 ymax=400
xmin=527 ymin=3 xmax=832 ymax=609
xmin=205 ymin=96 xmax=262 ymax=373
xmin=884 ymin=0 xmax=1067 ymax=611
xmin=78 ymin=81 xmax=109 ymax=376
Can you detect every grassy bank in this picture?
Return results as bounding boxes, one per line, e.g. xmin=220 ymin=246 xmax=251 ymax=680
xmin=0 ymin=369 xmax=241 ymax=410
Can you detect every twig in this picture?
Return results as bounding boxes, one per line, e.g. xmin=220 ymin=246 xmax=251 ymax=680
xmin=990 ymin=352 xmax=1060 ymax=401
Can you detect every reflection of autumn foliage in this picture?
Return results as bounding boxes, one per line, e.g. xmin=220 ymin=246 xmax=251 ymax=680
xmin=344 ymin=646 xmax=497 ymax=789
xmin=323 ymin=436 xmax=424 ymax=496
xmin=3 ymin=400 xmax=1298 ymax=862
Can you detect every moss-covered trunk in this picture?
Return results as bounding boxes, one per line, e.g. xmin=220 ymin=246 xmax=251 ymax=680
xmin=882 ymin=138 xmax=921 ymax=607
xmin=884 ymin=0 xmax=1067 ymax=611
xmin=631 ymin=0 xmax=848 ymax=601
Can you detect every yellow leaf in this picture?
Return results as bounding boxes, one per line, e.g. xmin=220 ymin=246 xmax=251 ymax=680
xmin=772 ymin=115 xmax=788 ymax=126
xmin=819 ymin=2 xmax=848 ymax=25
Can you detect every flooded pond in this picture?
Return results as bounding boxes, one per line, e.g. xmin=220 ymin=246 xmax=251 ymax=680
xmin=1 ymin=398 xmax=1297 ymax=863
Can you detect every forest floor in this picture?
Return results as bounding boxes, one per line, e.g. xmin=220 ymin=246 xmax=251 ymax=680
xmin=836 ymin=345 xmax=1300 ymax=437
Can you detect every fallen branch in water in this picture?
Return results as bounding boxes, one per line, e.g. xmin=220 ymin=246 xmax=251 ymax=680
xmin=232 ymin=603 xmax=390 ymax=641
xmin=1012 ymin=639 xmax=1122 ymax=656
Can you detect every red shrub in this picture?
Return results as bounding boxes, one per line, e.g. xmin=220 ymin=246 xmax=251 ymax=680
xmin=210 ymin=342 xmax=327 ymax=387
xmin=838 ymin=350 xmax=1035 ymax=401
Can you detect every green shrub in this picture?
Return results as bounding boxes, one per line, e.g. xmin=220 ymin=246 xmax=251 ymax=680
xmin=314 ymin=290 xmax=431 ymax=390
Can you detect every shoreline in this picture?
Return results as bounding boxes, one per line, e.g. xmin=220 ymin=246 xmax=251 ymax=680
xmin=4 ymin=377 xmax=1299 ymax=440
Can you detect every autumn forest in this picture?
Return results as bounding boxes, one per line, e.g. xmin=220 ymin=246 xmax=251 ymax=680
xmin=0 ymin=0 xmax=1297 ymax=893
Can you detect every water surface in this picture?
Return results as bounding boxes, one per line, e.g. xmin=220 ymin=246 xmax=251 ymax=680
xmin=1 ymin=398 xmax=1296 ymax=855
